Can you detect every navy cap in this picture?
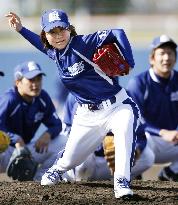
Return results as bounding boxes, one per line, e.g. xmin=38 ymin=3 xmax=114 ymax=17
xmin=0 ymin=71 xmax=4 ymax=76
xmin=14 ymin=61 xmax=46 ymax=80
xmin=150 ymin=34 xmax=177 ymax=50
xmin=41 ymin=9 xmax=70 ymax=32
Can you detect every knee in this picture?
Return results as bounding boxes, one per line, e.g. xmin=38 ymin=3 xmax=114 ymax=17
xmin=60 ymin=153 xmax=95 ymax=174
xmin=74 ymin=163 xmax=94 ymax=181
xmin=143 ymin=148 xmax=155 ymax=169
xmin=49 ymin=135 xmax=67 ymax=154
xmin=149 ymin=152 xmax=155 ymax=166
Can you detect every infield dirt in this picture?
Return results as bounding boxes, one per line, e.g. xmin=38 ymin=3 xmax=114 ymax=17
xmin=0 ymin=165 xmax=178 ymax=204
xmin=0 ymin=179 xmax=178 ymax=205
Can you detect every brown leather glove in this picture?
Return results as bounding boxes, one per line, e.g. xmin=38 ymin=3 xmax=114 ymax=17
xmin=0 ymin=130 xmax=10 ymax=153
xmin=103 ymin=134 xmax=115 ymax=175
xmin=103 ymin=134 xmax=141 ymax=175
xmin=93 ymin=43 xmax=130 ymax=77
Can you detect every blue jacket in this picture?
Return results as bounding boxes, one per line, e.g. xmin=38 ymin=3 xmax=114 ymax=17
xmin=127 ymin=69 xmax=178 ymax=136
xmin=0 ymin=87 xmax=62 ymax=146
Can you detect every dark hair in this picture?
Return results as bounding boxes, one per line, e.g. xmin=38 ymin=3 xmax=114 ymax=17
xmin=150 ymin=42 xmax=177 ymax=59
xmin=40 ymin=25 xmax=77 ymax=49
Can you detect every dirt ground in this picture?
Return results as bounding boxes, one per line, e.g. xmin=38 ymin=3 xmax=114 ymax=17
xmin=0 ymin=165 xmax=177 ymax=205
xmin=0 ymin=165 xmax=178 ymax=205
xmin=0 ymin=179 xmax=178 ymax=205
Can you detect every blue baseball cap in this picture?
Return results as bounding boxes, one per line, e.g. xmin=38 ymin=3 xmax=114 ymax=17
xmin=150 ymin=34 xmax=177 ymax=50
xmin=41 ymin=9 xmax=70 ymax=32
xmin=0 ymin=71 xmax=4 ymax=76
xmin=14 ymin=61 xmax=46 ymax=80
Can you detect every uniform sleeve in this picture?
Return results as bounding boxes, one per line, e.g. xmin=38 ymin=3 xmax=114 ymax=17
xmin=102 ymin=29 xmax=135 ymax=68
xmin=0 ymin=94 xmax=21 ymax=145
xmin=81 ymin=28 xmax=134 ymax=68
xmin=19 ymin=27 xmax=56 ymax=60
xmin=112 ymin=29 xmax=135 ymax=68
xmin=41 ymin=92 xmax=62 ymax=139
xmin=19 ymin=27 xmax=47 ymax=54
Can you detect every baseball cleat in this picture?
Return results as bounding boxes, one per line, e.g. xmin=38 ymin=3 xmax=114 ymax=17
xmin=158 ymin=166 xmax=178 ymax=182
xmin=114 ymin=177 xmax=133 ymax=199
xmin=41 ymin=165 xmax=66 ymax=185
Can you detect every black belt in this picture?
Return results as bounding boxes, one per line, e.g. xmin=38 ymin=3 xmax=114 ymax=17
xmin=79 ymin=95 xmax=116 ymax=111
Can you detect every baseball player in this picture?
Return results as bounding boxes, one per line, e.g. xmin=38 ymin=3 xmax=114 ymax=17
xmin=0 ymin=61 xmax=66 ymax=181
xmin=6 ymin=10 xmax=140 ymax=198
xmin=127 ymin=35 xmax=178 ymax=181
xmin=0 ymin=72 xmax=7 ymax=153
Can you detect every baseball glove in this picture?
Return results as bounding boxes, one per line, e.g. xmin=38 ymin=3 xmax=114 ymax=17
xmin=93 ymin=43 xmax=130 ymax=77
xmin=0 ymin=130 xmax=10 ymax=153
xmin=103 ymin=134 xmax=115 ymax=175
xmin=103 ymin=134 xmax=141 ymax=175
xmin=6 ymin=147 xmax=38 ymax=181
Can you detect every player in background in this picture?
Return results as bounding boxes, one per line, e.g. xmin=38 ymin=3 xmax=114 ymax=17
xmin=0 ymin=61 xmax=66 ymax=181
xmin=127 ymin=35 xmax=178 ymax=181
xmin=0 ymin=70 xmax=10 ymax=155
xmin=6 ymin=9 xmax=140 ymax=198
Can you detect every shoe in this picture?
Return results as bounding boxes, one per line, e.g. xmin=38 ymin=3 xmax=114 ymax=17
xmin=135 ymin=174 xmax=143 ymax=180
xmin=114 ymin=177 xmax=133 ymax=198
xmin=41 ymin=164 xmax=66 ymax=186
xmin=158 ymin=166 xmax=178 ymax=182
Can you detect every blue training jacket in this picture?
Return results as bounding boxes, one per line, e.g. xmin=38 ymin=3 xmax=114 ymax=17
xmin=19 ymin=27 xmax=134 ymax=104
xmin=0 ymin=87 xmax=62 ymax=145
xmin=127 ymin=68 xmax=178 ymax=136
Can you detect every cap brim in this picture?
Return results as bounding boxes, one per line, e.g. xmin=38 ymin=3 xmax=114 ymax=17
xmin=151 ymin=41 xmax=177 ymax=50
xmin=0 ymin=71 xmax=4 ymax=76
xmin=43 ymin=21 xmax=69 ymax=32
xmin=24 ymin=70 xmax=46 ymax=79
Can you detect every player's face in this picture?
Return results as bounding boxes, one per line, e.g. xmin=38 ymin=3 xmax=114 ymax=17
xmin=16 ymin=75 xmax=42 ymax=102
xmin=150 ymin=46 xmax=176 ymax=78
xmin=45 ymin=27 xmax=71 ymax=50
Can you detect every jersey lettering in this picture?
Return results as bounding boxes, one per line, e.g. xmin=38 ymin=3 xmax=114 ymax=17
xmin=97 ymin=30 xmax=107 ymax=40
xmin=34 ymin=112 xmax=44 ymax=122
xmin=171 ymin=91 xmax=178 ymax=101
xmin=68 ymin=61 xmax=84 ymax=76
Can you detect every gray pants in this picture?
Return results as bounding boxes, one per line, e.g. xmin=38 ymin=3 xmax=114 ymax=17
xmin=0 ymin=134 xmax=67 ymax=181
xmin=146 ymin=133 xmax=178 ymax=173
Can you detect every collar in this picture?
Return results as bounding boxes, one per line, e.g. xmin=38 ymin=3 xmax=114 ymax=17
xmin=56 ymin=37 xmax=73 ymax=59
xmin=15 ymin=86 xmax=35 ymax=104
xmin=149 ymin=68 xmax=174 ymax=83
